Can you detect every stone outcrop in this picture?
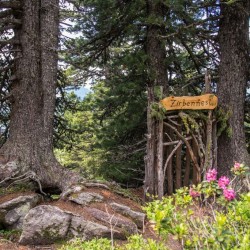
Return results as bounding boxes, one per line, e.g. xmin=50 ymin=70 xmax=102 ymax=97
xmin=110 ymin=202 xmax=145 ymax=228
xmin=19 ymin=205 xmax=130 ymax=244
xmin=0 ymin=193 xmax=42 ymax=229
xmin=69 ymin=192 xmax=104 ymax=205
xmin=86 ymin=207 xmax=138 ymax=235
xmin=19 ymin=205 xmax=71 ymax=245
xmin=0 ymin=183 xmax=146 ymax=245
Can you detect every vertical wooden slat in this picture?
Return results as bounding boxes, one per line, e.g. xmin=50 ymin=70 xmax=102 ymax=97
xmin=192 ymin=139 xmax=199 ymax=185
xmin=175 ymin=122 xmax=182 ymax=189
xmin=183 ymin=144 xmax=191 ymax=186
xmin=165 ymin=127 xmax=174 ymax=195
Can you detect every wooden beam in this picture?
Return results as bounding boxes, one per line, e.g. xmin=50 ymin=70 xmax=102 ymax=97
xmin=163 ymin=136 xmax=192 ymax=146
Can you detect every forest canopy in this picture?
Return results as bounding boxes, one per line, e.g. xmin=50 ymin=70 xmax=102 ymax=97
xmin=0 ymin=0 xmax=249 ymax=196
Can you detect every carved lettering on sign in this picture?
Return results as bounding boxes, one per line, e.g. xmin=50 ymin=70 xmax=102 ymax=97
xmin=161 ymin=94 xmax=218 ymax=110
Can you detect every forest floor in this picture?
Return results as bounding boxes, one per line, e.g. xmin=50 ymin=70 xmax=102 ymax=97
xmin=0 ymin=188 xmax=181 ymax=250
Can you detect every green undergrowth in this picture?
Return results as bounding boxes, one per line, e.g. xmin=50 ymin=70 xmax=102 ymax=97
xmin=143 ymin=163 xmax=250 ymax=250
xmin=59 ymin=163 xmax=249 ymax=250
xmin=0 ymin=183 xmax=34 ymax=196
xmin=0 ymin=229 xmax=21 ymax=242
xmin=59 ymin=235 xmax=167 ymax=250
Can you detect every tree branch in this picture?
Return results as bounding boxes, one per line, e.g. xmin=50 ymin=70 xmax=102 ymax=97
xmin=0 ymin=24 xmax=16 ymax=33
xmin=0 ymin=9 xmax=13 ymax=19
xmin=0 ymin=1 xmax=21 ymax=10
xmin=0 ymin=38 xmax=20 ymax=46
xmin=0 ymin=18 xmax=22 ymax=25
xmin=164 ymin=121 xmax=201 ymax=178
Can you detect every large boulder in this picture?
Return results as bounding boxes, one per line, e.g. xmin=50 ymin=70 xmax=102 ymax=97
xmin=19 ymin=205 xmax=72 ymax=245
xmin=19 ymin=204 xmax=131 ymax=245
xmin=0 ymin=193 xmax=41 ymax=229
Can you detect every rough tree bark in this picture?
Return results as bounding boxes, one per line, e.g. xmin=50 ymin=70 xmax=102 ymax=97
xmin=0 ymin=0 xmax=80 ymax=191
xmin=144 ymin=0 xmax=168 ymax=198
xmin=217 ymin=0 xmax=250 ymax=175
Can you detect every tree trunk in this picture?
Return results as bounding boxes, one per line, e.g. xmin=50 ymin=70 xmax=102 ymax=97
xmin=144 ymin=0 xmax=168 ymax=198
xmin=217 ymin=0 xmax=250 ymax=176
xmin=0 ymin=0 xmax=80 ymax=191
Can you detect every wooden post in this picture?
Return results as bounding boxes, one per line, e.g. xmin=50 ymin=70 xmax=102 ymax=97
xmin=175 ymin=120 xmax=182 ymax=189
xmin=183 ymin=140 xmax=191 ymax=186
xmin=204 ymin=70 xmax=213 ymax=178
xmin=192 ymin=139 xmax=199 ymax=185
xmin=144 ymin=86 xmax=156 ymax=198
xmin=156 ymin=87 xmax=164 ymax=199
xmin=165 ymin=126 xmax=174 ymax=195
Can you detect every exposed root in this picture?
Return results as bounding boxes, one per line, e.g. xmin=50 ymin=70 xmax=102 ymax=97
xmin=0 ymin=170 xmax=47 ymax=196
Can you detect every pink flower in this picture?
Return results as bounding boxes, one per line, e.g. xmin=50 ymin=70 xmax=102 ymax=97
xmin=234 ymin=162 xmax=241 ymax=170
xmin=206 ymin=169 xmax=217 ymax=182
xmin=218 ymin=176 xmax=230 ymax=189
xmin=189 ymin=188 xmax=200 ymax=198
xmin=223 ymin=188 xmax=236 ymax=201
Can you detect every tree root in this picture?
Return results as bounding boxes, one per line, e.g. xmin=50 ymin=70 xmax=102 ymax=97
xmin=0 ymin=170 xmax=47 ymax=196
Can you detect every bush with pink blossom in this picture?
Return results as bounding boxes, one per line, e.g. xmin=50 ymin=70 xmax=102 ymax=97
xmin=144 ymin=163 xmax=250 ymax=249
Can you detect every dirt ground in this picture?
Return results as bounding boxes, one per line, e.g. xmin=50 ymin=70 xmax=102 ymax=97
xmin=0 ymin=188 xmax=181 ymax=250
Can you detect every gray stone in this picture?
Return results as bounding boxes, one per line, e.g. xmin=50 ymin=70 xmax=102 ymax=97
xmin=86 ymin=208 xmax=138 ymax=235
xmin=69 ymin=192 xmax=104 ymax=205
xmin=69 ymin=215 xmax=123 ymax=240
xmin=60 ymin=185 xmax=85 ymax=200
xmin=0 ymin=193 xmax=41 ymax=229
xmin=19 ymin=205 xmax=72 ymax=245
xmin=19 ymin=204 xmax=126 ymax=245
xmin=0 ymin=194 xmax=40 ymax=210
xmin=110 ymin=202 xmax=145 ymax=228
xmin=84 ymin=182 xmax=110 ymax=190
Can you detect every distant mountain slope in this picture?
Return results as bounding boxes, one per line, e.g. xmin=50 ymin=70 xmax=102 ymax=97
xmin=69 ymin=86 xmax=91 ymax=99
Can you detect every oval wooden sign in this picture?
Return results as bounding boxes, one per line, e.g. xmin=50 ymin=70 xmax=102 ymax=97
xmin=160 ymin=94 xmax=218 ymax=110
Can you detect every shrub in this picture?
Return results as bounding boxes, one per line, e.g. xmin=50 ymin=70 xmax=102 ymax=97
xmin=59 ymin=235 xmax=167 ymax=250
xmin=143 ymin=163 xmax=250 ymax=249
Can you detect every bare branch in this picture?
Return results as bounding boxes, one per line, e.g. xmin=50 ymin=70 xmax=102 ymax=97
xmin=164 ymin=141 xmax=182 ymax=176
xmin=0 ymin=24 xmax=16 ymax=33
xmin=0 ymin=1 xmax=21 ymax=10
xmin=0 ymin=38 xmax=20 ymax=46
xmin=0 ymin=18 xmax=22 ymax=25
xmin=0 ymin=9 xmax=13 ymax=19
xmin=164 ymin=121 xmax=201 ymax=179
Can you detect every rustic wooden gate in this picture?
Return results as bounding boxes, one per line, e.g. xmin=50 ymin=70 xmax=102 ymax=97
xmin=160 ymin=72 xmax=218 ymax=195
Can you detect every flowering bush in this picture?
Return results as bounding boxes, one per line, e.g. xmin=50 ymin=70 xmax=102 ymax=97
xmin=143 ymin=163 xmax=250 ymax=249
xmin=206 ymin=169 xmax=217 ymax=182
xmin=218 ymin=176 xmax=230 ymax=189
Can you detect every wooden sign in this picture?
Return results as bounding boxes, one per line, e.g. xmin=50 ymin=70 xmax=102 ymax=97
xmin=161 ymin=94 xmax=218 ymax=111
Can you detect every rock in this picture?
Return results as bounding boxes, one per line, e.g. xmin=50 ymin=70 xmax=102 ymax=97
xmin=86 ymin=208 xmax=138 ymax=235
xmin=69 ymin=192 xmax=104 ymax=205
xmin=69 ymin=215 xmax=124 ymax=240
xmin=0 ymin=193 xmax=41 ymax=229
xmin=110 ymin=202 xmax=145 ymax=228
xmin=20 ymin=204 xmax=127 ymax=245
xmin=60 ymin=185 xmax=85 ymax=200
xmin=84 ymin=182 xmax=110 ymax=190
xmin=19 ymin=205 xmax=71 ymax=245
